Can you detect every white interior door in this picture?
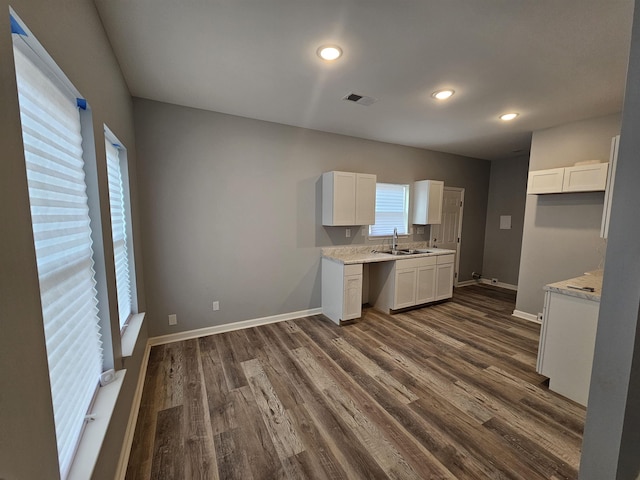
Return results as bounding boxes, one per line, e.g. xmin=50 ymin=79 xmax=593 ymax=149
xmin=430 ymin=187 xmax=464 ymax=285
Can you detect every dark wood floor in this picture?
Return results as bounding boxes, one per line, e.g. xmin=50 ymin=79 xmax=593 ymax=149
xmin=126 ymin=285 xmax=586 ymax=480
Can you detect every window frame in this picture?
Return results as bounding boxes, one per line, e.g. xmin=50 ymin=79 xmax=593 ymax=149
xmin=368 ymin=182 xmax=411 ymax=237
xmin=104 ymin=127 xmax=138 ymax=335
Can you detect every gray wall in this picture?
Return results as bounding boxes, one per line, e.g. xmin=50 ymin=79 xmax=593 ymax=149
xmin=581 ymin=0 xmax=640 ymax=477
xmin=481 ymin=155 xmax=529 ymax=286
xmin=133 ymin=98 xmax=491 ymax=337
xmin=515 ymin=113 xmax=620 ymax=316
xmin=0 ymin=1 xmax=147 ymax=478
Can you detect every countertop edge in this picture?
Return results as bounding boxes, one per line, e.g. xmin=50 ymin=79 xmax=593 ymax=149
xmin=322 ymin=249 xmax=456 ymax=265
xmin=543 ymin=271 xmax=603 ymax=302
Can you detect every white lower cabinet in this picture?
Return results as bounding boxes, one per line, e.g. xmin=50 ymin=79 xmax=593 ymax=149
xmin=343 ymin=272 xmax=363 ymax=320
xmin=393 ymin=265 xmax=418 ymax=309
xmin=536 ymin=290 xmax=599 ymax=406
xmin=371 ymin=255 xmax=449 ymax=312
xmin=322 ymin=253 xmax=455 ymax=324
xmin=435 ymin=254 xmax=455 ymax=301
xmin=416 ymin=262 xmax=437 ymax=304
xmin=321 ymin=259 xmax=363 ymax=324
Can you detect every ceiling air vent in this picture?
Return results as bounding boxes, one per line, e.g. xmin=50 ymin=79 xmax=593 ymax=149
xmin=343 ymin=92 xmax=377 ymax=106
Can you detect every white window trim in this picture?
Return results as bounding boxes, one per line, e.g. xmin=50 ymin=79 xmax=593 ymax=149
xmin=104 ymin=126 xmax=139 ymax=335
xmin=67 ymin=371 xmax=125 ymax=480
xmin=368 ymin=182 xmax=411 ymax=237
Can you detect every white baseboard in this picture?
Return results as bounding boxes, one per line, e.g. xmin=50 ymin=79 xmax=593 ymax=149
xmin=456 ymin=278 xmax=518 ymax=291
xmin=512 ymin=309 xmax=541 ymax=324
xmin=479 ymin=278 xmax=518 ymax=291
xmin=115 ymin=342 xmax=151 ymax=480
xmin=148 ymin=307 xmax=323 ymax=346
xmin=455 ymin=280 xmax=477 ymax=287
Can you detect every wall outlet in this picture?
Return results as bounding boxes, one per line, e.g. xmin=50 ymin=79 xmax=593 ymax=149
xmin=168 ymin=314 xmax=177 ymax=325
xmin=491 ymin=278 xmax=498 ymax=284
xmin=212 ymin=301 xmax=220 ymax=311
xmin=345 ymin=228 xmax=351 ymax=238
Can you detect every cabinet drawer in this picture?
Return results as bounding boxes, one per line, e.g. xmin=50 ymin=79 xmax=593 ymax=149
xmin=436 ymin=254 xmax=454 ymax=265
xmin=343 ymin=264 xmax=363 ymax=276
xmin=395 ymin=256 xmax=437 ymax=270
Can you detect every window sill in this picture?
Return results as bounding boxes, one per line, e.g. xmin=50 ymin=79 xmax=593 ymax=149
xmin=367 ymin=233 xmax=411 ymax=239
xmin=67 ymin=370 xmax=126 ymax=480
xmin=121 ymin=312 xmax=145 ymax=358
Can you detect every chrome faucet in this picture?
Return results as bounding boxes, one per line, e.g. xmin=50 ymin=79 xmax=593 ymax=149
xmin=392 ymin=227 xmax=398 ymax=252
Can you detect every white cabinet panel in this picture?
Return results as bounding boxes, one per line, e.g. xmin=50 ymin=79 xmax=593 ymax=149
xmin=412 ymin=180 xmax=444 ymax=225
xmin=536 ymin=291 xmax=599 ymax=406
xmin=343 ymin=274 xmax=363 ymax=320
xmin=562 ymin=163 xmax=608 ymax=192
xmin=322 ymin=171 xmax=377 ymax=226
xmin=435 ymin=257 xmax=454 ymax=301
xmin=527 ymin=168 xmax=565 ymax=194
xmin=416 ymin=264 xmax=436 ymax=304
xmin=393 ymin=267 xmax=417 ymax=309
xmin=322 ymin=171 xmax=355 ymax=225
xmin=356 ymin=173 xmax=376 ymax=225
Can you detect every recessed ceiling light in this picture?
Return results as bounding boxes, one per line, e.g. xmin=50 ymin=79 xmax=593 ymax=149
xmin=500 ymin=112 xmax=519 ymax=121
xmin=317 ymin=45 xmax=343 ymax=61
xmin=432 ymin=89 xmax=455 ymax=100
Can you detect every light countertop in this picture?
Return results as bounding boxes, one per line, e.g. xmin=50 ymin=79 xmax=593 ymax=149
xmin=322 ymin=243 xmax=456 ymax=265
xmin=544 ymin=270 xmax=603 ymax=302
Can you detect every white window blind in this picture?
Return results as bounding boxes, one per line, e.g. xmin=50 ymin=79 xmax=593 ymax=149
xmin=13 ymin=46 xmax=103 ymax=479
xmin=369 ymin=183 xmax=410 ymax=236
xmin=105 ymin=140 xmax=132 ymax=331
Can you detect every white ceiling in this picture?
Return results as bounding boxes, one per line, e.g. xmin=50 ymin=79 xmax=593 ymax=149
xmin=95 ymin=0 xmax=634 ymax=161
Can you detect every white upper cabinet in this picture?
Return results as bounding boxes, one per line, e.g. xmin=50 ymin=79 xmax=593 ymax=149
xmin=527 ymin=168 xmax=565 ymax=194
xmin=355 ymin=173 xmax=377 ymax=225
xmin=527 ymin=164 xmax=608 ymax=195
xmin=562 ymin=163 xmax=609 ymax=192
xmin=412 ymin=180 xmax=444 ymax=224
xmin=322 ymin=171 xmax=376 ymax=226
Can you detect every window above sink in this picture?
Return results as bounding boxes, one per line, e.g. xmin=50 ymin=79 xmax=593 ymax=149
xmin=369 ymin=183 xmax=410 ymax=237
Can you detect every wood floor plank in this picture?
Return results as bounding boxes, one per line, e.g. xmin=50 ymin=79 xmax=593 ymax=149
xmin=198 ymin=335 xmax=238 ymax=435
xmin=127 ymin=284 xmax=586 ymax=480
xmin=286 ymin=404 xmax=349 ymax=480
xmin=151 ymin=405 xmax=184 ymax=480
xmin=214 ymin=429 xmax=254 ymax=480
xmin=241 ymin=357 xmax=305 ymax=460
xmin=160 ymin=342 xmax=185 ymax=410
xmin=214 ymin=333 xmax=248 ymax=391
xmin=183 ymin=339 xmax=218 ymax=480
xmin=228 ymin=384 xmax=286 ymax=479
